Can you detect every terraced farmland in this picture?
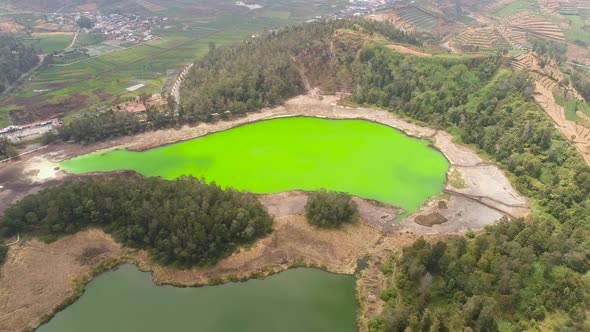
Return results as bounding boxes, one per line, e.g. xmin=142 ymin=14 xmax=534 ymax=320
xmin=393 ymin=6 xmax=439 ymax=32
xmin=496 ymin=12 xmax=565 ymax=48
xmin=453 ymin=27 xmax=512 ymax=50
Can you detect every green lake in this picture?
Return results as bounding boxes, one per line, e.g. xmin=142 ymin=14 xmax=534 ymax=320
xmin=60 ymin=117 xmax=449 ymax=214
xmin=37 ymin=265 xmax=357 ymax=332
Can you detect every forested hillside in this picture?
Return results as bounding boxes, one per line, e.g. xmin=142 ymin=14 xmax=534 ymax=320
xmin=356 ymin=54 xmax=590 ymax=330
xmin=0 ymin=35 xmax=38 ymax=94
xmin=178 ymin=20 xmax=589 ymax=330
xmin=179 ymin=19 xmax=420 ymax=120
xmin=0 ymin=176 xmax=273 ymax=267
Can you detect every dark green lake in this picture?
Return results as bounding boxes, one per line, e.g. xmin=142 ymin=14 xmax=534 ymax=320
xmin=37 ymin=265 xmax=357 ymax=332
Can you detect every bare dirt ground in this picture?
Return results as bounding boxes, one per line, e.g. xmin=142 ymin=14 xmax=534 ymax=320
xmin=31 ymin=32 xmax=74 ymax=36
xmin=386 ymin=44 xmax=432 ymax=57
xmin=0 ymin=20 xmax=24 ymax=34
xmin=0 ymin=94 xmax=529 ymax=332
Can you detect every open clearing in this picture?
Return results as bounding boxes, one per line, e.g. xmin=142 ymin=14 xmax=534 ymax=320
xmin=0 ymin=94 xmax=529 ymax=332
xmin=386 ymin=44 xmax=432 ymax=57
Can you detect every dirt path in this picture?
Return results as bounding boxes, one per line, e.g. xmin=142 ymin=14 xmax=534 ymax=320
xmin=66 ymin=30 xmax=79 ymax=49
xmin=172 ymin=63 xmax=193 ymax=107
xmin=0 ymin=94 xmax=530 ymax=332
xmin=386 ymin=44 xmax=432 ymax=57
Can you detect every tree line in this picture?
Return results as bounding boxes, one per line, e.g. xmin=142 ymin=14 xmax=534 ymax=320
xmin=0 ymin=35 xmax=38 ymax=94
xmin=180 ymin=19 xmax=420 ymax=120
xmin=0 ymin=175 xmax=273 ymax=267
xmin=571 ymin=67 xmax=590 ymax=103
xmin=0 ymin=137 xmax=17 ymax=160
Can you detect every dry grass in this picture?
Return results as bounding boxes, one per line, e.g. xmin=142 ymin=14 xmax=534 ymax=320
xmin=0 ymin=229 xmax=124 ymax=331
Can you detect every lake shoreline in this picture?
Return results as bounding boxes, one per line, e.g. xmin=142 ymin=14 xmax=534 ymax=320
xmin=0 ymin=94 xmax=529 ymax=332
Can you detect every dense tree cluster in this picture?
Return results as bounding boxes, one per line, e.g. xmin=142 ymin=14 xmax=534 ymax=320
xmin=351 ymin=45 xmax=500 ymax=125
xmin=76 ymin=16 xmax=93 ymax=29
xmin=0 ymin=243 xmax=6 ymax=265
xmin=372 ymin=217 xmax=589 ymax=331
xmin=571 ymin=68 xmax=590 ymax=103
xmin=58 ymin=110 xmax=147 ymax=143
xmin=179 ymin=19 xmax=419 ymax=121
xmin=532 ymin=39 xmax=567 ymax=65
xmin=0 ymin=176 xmax=273 ymax=267
xmin=305 ymin=189 xmax=357 ymax=228
xmin=0 ymin=137 xmax=17 ymax=160
xmin=0 ymin=35 xmax=38 ymax=94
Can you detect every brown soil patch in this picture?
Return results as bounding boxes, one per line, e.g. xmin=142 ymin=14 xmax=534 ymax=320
xmin=567 ymin=43 xmax=590 ymax=66
xmin=259 ymin=191 xmax=402 ymax=233
xmin=386 ymin=44 xmax=432 ymax=57
xmin=31 ymin=32 xmax=74 ymax=37
xmin=415 ymin=212 xmax=448 ymax=226
xmin=0 ymin=229 xmax=124 ymax=331
xmin=32 ymin=23 xmax=76 ymax=33
xmin=5 ymin=93 xmax=89 ymax=125
xmin=0 ymin=20 xmax=24 ymax=34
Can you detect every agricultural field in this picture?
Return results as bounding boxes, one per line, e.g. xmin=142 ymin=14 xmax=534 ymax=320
xmin=21 ymin=33 xmax=74 ymax=54
xmin=562 ymin=14 xmax=590 ymax=45
xmin=394 ymin=6 xmax=439 ymax=32
xmin=494 ymin=0 xmax=542 ymax=16
xmin=74 ymin=33 xmax=105 ymax=48
xmin=555 ymin=95 xmax=590 ymax=126
xmin=0 ymin=0 xmax=351 ymax=125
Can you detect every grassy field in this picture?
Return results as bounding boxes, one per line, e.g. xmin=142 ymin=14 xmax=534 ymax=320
xmin=555 ymin=95 xmax=590 ymax=126
xmin=563 ymin=14 xmax=590 ymax=44
xmin=22 ymin=34 xmax=74 ymax=54
xmin=457 ymin=15 xmax=475 ymax=24
xmin=0 ymin=105 xmax=21 ymax=127
xmin=494 ymin=0 xmax=541 ymax=17
xmin=74 ymin=33 xmax=105 ymax=48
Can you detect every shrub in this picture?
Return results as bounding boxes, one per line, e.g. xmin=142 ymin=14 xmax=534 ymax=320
xmin=305 ymin=189 xmax=357 ymax=228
